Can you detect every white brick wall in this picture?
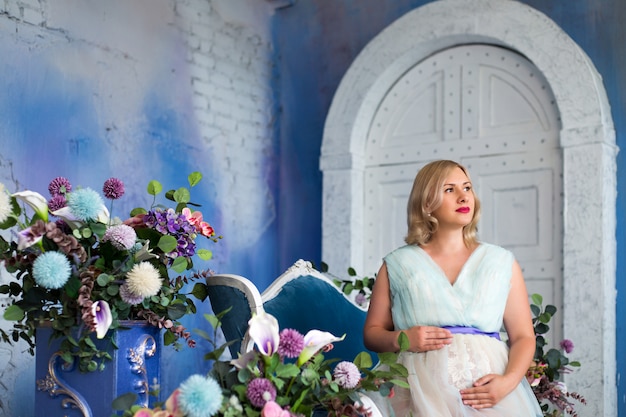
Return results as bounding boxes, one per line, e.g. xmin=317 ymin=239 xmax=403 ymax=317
xmin=0 ymin=0 xmax=276 ymax=414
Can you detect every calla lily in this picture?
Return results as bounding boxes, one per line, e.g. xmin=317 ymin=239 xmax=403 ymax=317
xmin=51 ymin=206 xmax=84 ymax=229
xmin=248 ymin=312 xmax=280 ymax=356
xmin=12 ymin=190 xmax=48 ymax=222
xmin=297 ymin=330 xmax=345 ymax=366
xmin=230 ymin=350 xmax=258 ymax=370
xmin=16 ymin=226 xmax=43 ymax=250
xmin=92 ymin=300 xmax=112 ymax=339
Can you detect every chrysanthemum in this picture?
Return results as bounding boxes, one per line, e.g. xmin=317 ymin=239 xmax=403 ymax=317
xmin=32 ymin=251 xmax=71 ymax=289
xmin=47 ymin=194 xmax=67 ymax=213
xmin=0 ymin=183 xmax=12 ymax=224
xmin=119 ymin=283 xmax=145 ymax=305
xmin=333 ymin=361 xmax=361 ymax=389
xmin=102 ymin=177 xmax=125 ymax=200
xmin=246 ymin=378 xmax=276 ymax=408
xmin=178 ymin=374 xmax=223 ymax=417
xmin=103 ymin=224 xmax=137 ymax=250
xmin=67 ymin=188 xmax=105 ymax=221
xmin=278 ymin=328 xmax=305 ymax=358
xmin=48 ymin=176 xmax=72 ymax=196
xmin=125 ymin=262 xmax=162 ymax=298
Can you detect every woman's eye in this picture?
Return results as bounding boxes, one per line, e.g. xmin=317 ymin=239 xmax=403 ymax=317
xmin=444 ymin=188 xmax=453 ymax=193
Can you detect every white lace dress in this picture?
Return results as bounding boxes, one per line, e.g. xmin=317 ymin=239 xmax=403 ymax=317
xmin=381 ymin=243 xmax=542 ymax=417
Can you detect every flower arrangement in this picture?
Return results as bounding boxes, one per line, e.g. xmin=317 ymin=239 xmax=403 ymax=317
xmin=527 ymin=294 xmax=586 ymax=416
xmin=0 ymin=172 xmax=219 ymax=372
xmin=121 ymin=309 xmax=409 ymax=417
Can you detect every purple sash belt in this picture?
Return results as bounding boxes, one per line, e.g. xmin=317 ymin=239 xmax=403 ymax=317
xmin=442 ymin=326 xmax=501 ymax=341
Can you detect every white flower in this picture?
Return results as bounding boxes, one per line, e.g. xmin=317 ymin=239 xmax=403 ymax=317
xmin=125 ymin=262 xmax=162 ymax=298
xmin=248 ymin=312 xmax=280 ymax=356
xmin=0 ymin=183 xmax=12 ymax=224
xmin=13 ymin=190 xmax=48 ymax=222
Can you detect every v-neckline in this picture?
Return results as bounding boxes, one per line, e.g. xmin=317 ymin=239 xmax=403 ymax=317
xmin=415 ymin=244 xmax=482 ymax=286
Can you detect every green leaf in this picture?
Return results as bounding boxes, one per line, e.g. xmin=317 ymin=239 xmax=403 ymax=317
xmin=173 ymin=187 xmax=191 ymax=204
xmin=196 ymin=249 xmax=213 ymax=260
xmin=191 ymin=283 xmax=208 ymax=301
xmin=163 ymin=330 xmax=175 ymax=345
xmin=147 ymin=180 xmax=162 ymax=196
xmin=348 ymin=267 xmax=357 ymax=276
xmin=569 ymin=361 xmax=581 ymax=367
xmin=167 ymin=303 xmax=187 ymax=320
xmin=130 ymin=207 xmax=147 ymax=217
xmin=188 ymin=172 xmax=203 ymax=187
xmin=531 ymin=293 xmax=543 ymax=306
xmin=97 ymin=273 xmax=114 ymax=287
xmin=157 ymin=235 xmax=177 ymax=253
xmin=353 ymin=351 xmax=373 ymax=369
xmin=170 ymin=256 xmax=188 ymax=273
xmin=530 ymin=304 xmax=540 ymax=317
xmin=398 ymin=331 xmax=410 ymax=351
xmin=3 ymin=305 xmax=25 ymax=321
xmin=545 ymin=304 xmax=557 ymax=316
xmin=111 ymin=393 xmax=138 ymax=411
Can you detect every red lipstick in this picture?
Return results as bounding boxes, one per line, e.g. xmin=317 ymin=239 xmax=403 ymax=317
xmin=456 ymin=207 xmax=470 ymax=213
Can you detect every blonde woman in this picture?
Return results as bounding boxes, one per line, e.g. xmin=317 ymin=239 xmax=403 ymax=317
xmin=364 ymin=160 xmax=542 ymax=416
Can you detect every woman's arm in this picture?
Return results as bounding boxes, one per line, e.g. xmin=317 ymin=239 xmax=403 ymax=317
xmin=460 ymin=260 xmax=536 ymax=408
xmin=363 ymin=262 xmax=452 ymax=353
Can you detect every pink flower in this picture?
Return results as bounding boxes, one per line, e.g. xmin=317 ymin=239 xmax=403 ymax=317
xmin=261 ymin=401 xmax=291 ymax=417
xmin=182 ymin=208 xmax=215 ymax=237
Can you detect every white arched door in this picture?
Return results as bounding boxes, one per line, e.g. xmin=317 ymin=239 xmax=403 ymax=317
xmin=362 ymin=44 xmax=562 ymax=339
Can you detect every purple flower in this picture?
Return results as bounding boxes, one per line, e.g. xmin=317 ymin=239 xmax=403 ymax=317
xmin=333 ymin=361 xmax=361 ymax=389
xmin=102 ymin=178 xmax=125 ymax=200
xmin=103 ymin=224 xmax=137 ymax=250
xmin=560 ymin=339 xmax=574 ymax=354
xmin=48 ymin=194 xmax=67 ymax=212
xmin=246 ymin=378 xmax=276 ymax=408
xmin=278 ymin=328 xmax=305 ymax=358
xmin=48 ymin=177 xmax=72 ymax=196
xmin=143 ymin=209 xmax=197 ymax=259
xmin=119 ymin=283 xmax=145 ymax=305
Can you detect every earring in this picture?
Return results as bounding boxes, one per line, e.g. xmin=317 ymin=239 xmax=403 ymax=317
xmin=427 ymin=213 xmax=431 ymax=216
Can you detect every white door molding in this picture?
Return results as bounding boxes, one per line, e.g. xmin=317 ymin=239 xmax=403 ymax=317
xmin=320 ymin=1 xmax=617 ymax=416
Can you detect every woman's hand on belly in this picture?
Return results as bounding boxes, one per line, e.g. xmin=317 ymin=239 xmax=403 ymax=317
xmin=406 ymin=325 xmax=453 ymax=352
xmin=459 ymin=373 xmax=516 ymax=408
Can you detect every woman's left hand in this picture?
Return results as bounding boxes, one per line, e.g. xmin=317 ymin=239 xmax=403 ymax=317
xmin=459 ymin=374 xmax=515 ymax=409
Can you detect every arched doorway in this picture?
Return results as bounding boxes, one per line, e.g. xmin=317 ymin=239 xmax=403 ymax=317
xmin=320 ymin=1 xmax=616 ymax=415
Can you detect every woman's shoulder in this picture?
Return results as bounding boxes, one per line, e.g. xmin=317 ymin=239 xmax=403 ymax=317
xmin=476 ymin=242 xmax=515 ymax=262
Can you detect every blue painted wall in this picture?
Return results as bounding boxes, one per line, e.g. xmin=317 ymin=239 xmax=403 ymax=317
xmin=270 ymin=0 xmax=625 ymax=414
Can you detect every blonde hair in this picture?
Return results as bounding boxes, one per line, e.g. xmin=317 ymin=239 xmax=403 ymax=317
xmin=404 ymin=160 xmax=481 ymax=247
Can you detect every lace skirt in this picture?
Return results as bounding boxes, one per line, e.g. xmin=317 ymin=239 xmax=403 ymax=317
xmin=384 ymin=334 xmax=542 ymax=417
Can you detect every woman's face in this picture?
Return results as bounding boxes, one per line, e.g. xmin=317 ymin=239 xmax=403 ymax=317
xmin=430 ymin=167 xmax=475 ymax=228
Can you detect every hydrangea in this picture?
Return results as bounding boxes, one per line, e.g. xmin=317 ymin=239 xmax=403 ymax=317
xmin=278 ymin=328 xmax=305 ymax=358
xmin=102 ymin=177 xmax=125 ymax=200
xmin=0 ymin=183 xmax=12 ymax=224
xmin=32 ymin=251 xmax=71 ymax=289
xmin=103 ymin=224 xmax=137 ymax=250
xmin=67 ymin=188 xmax=105 ymax=221
xmin=178 ymin=374 xmax=223 ymax=417
xmin=125 ymin=262 xmax=162 ymax=298
xmin=143 ymin=208 xmax=197 ymax=258
xmin=246 ymin=378 xmax=276 ymax=408
xmin=333 ymin=361 xmax=361 ymax=389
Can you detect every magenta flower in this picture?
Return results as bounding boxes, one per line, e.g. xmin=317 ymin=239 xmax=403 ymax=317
xmin=278 ymin=328 xmax=305 ymax=358
xmin=47 ymin=194 xmax=67 ymax=212
xmin=560 ymin=339 xmax=574 ymax=354
xmin=246 ymin=378 xmax=276 ymax=408
xmin=92 ymin=300 xmax=112 ymax=339
xmin=48 ymin=177 xmax=72 ymax=196
xmin=102 ymin=178 xmax=125 ymax=200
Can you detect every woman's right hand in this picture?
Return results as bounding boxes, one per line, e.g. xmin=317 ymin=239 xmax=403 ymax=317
xmin=405 ymin=325 xmax=453 ymax=352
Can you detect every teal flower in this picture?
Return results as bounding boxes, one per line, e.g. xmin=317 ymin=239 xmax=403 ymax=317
xmin=67 ymin=188 xmax=106 ymax=221
xmin=32 ymin=251 xmax=71 ymax=289
xmin=178 ymin=374 xmax=223 ymax=417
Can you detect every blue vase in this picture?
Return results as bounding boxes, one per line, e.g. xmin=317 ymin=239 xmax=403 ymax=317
xmin=34 ymin=321 xmax=161 ymax=417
